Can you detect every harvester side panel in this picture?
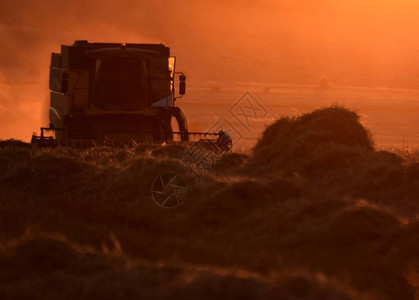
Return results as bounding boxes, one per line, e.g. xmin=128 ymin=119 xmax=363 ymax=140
xmin=149 ymin=56 xmax=172 ymax=105
xmin=50 ymin=92 xmax=69 ymax=122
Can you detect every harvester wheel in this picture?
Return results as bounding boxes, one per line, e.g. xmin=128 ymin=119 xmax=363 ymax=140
xmin=171 ymin=107 xmax=189 ymax=141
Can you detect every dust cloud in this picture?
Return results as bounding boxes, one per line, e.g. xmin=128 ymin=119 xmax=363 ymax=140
xmin=1 ymin=0 xmax=418 ymax=140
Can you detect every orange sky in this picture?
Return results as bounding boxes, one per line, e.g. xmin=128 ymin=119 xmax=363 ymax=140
xmin=0 ymin=0 xmax=418 ymax=139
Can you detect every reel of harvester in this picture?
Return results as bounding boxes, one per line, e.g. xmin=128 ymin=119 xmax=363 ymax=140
xmin=31 ymin=126 xmax=232 ymax=152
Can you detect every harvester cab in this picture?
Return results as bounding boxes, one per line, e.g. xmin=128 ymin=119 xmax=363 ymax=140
xmin=31 ymin=40 xmax=226 ymax=147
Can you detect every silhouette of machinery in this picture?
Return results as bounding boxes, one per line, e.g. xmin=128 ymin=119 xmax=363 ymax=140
xmin=32 ymin=40 xmax=226 ymax=146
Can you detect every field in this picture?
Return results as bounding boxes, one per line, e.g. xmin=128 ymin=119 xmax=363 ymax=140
xmin=1 ymin=86 xmax=419 ymax=299
xmin=183 ymin=83 xmax=419 ymax=150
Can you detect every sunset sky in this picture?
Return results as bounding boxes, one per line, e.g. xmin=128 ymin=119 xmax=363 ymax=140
xmin=0 ymin=0 xmax=418 ymax=139
xmin=1 ymin=0 xmax=419 ymax=86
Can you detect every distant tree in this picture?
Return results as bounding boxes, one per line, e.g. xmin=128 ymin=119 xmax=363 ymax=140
xmin=211 ymin=86 xmax=222 ymax=92
xmin=318 ymin=77 xmax=331 ymax=89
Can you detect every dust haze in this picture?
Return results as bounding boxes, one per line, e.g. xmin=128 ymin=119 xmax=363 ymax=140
xmin=0 ymin=0 xmax=419 ymax=140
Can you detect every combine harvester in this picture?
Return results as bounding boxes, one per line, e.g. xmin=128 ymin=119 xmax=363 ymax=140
xmin=31 ymin=40 xmax=231 ymax=151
